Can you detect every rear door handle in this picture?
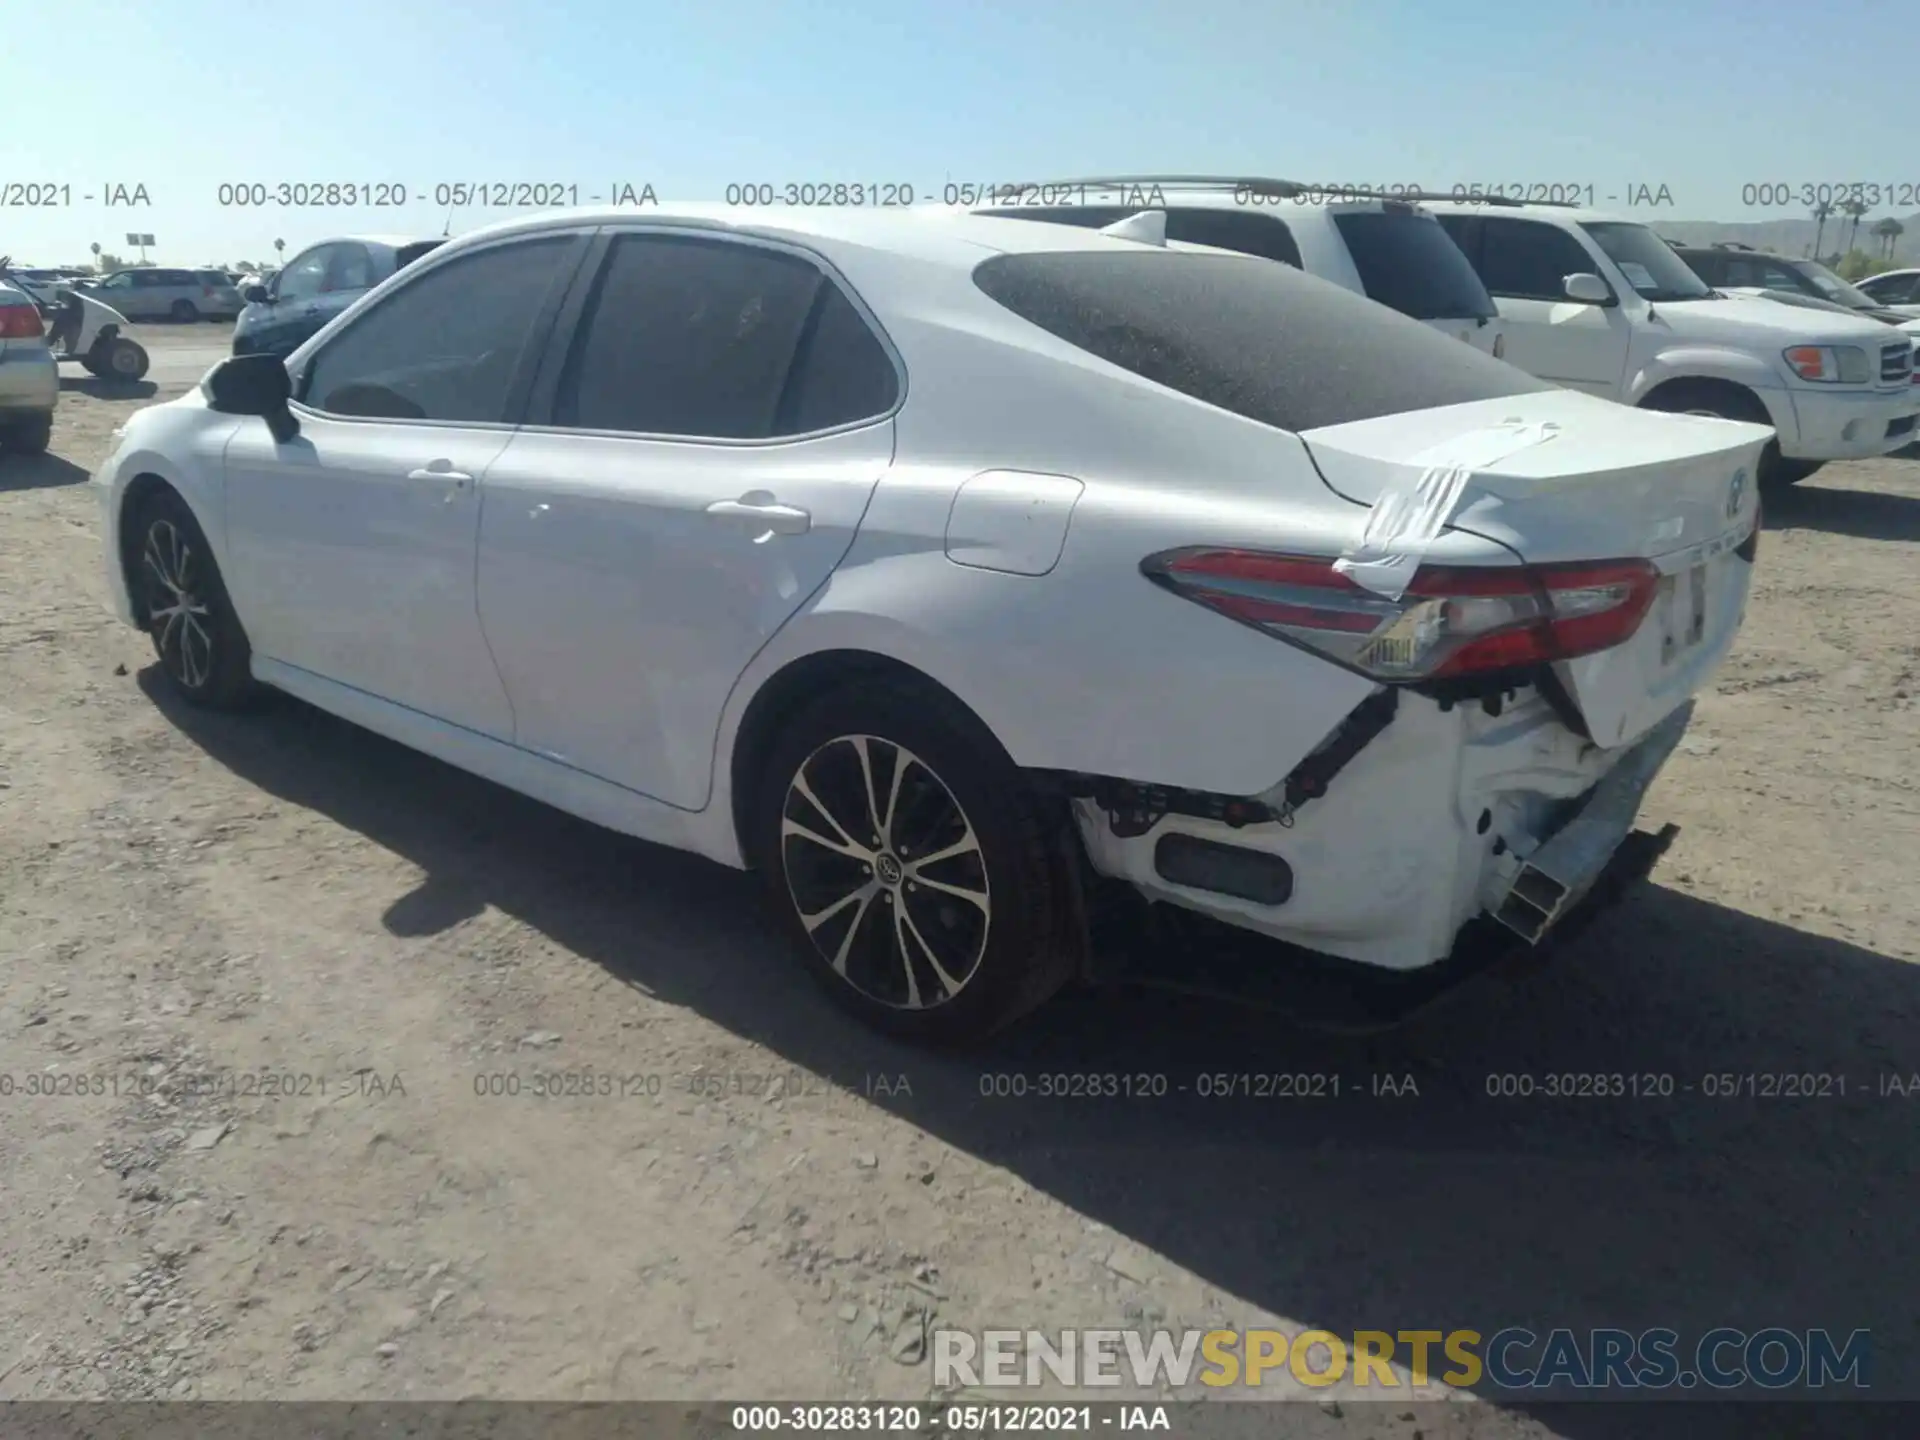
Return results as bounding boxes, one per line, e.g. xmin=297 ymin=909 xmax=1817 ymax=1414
xmin=705 ymin=493 xmax=811 ymax=537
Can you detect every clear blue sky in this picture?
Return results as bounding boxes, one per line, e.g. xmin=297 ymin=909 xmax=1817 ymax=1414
xmin=5 ymin=0 xmax=1914 ymax=266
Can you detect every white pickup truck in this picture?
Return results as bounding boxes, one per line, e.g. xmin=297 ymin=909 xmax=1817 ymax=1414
xmin=1427 ymin=202 xmax=1917 ymax=488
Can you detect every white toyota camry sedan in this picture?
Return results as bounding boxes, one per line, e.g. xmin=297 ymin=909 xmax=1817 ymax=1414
xmin=93 ymin=204 xmax=1768 ymax=1044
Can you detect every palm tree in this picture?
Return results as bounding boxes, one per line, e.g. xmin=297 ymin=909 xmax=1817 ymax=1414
xmin=1872 ymin=217 xmax=1904 ymax=260
xmin=1841 ymin=198 xmax=1869 ymax=255
xmin=1810 ymin=200 xmax=1833 ymax=258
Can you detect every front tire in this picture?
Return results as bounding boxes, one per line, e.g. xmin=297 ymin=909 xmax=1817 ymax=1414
xmin=107 ymin=338 xmax=149 ymax=381
xmin=751 ymin=679 xmax=1080 ymax=1046
xmin=131 ymin=490 xmax=255 ymax=709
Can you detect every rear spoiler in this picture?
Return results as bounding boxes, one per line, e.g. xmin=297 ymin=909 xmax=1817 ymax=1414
xmin=992 ymin=175 xmax=1579 ymax=208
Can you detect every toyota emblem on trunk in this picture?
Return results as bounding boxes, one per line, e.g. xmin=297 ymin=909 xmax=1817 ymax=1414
xmin=1727 ymin=469 xmax=1746 ymax=519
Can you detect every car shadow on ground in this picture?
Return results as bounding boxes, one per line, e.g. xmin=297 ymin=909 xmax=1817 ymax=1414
xmin=148 ymin=675 xmax=1917 ymax=1436
xmin=59 ymin=375 xmax=159 ymax=400
xmin=0 ymin=451 xmax=90 ymax=491
xmin=1765 ymin=479 xmax=1920 ymax=543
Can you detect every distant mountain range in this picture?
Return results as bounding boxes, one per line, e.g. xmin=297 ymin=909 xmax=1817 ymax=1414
xmin=1648 ymin=211 xmax=1919 ymax=264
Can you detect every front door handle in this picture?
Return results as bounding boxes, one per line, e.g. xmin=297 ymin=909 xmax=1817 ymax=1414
xmin=705 ymin=492 xmax=811 ymax=537
xmin=408 ymin=462 xmax=474 ymax=504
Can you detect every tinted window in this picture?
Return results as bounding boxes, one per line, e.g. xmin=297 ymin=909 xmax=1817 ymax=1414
xmin=1331 ymin=210 xmax=1495 ymax=319
xmin=1475 ymin=219 xmax=1604 ymax=301
xmin=326 ymin=245 xmax=375 ymax=292
xmin=553 ymin=235 xmax=824 ymax=439
xmin=972 ymin=250 xmax=1551 ymax=436
xmin=276 ymin=247 xmax=332 ymax=303
xmin=1678 ymin=251 xmax=1725 ymax=284
xmin=300 ymin=236 xmax=574 ymax=423
xmin=1863 ymin=272 xmax=1920 ymax=303
xmin=775 ymin=282 xmax=899 ymax=433
xmin=1164 ymin=210 xmax=1302 ymax=266
xmin=194 ymin=270 xmax=230 ymax=284
xmin=395 ymin=241 xmax=445 ymax=271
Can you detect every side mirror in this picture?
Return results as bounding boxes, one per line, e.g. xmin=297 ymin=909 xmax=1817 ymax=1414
xmin=243 ymin=284 xmax=270 ymax=305
xmin=1563 ymin=273 xmax=1613 ymax=305
xmin=205 ymin=353 xmax=299 ymax=442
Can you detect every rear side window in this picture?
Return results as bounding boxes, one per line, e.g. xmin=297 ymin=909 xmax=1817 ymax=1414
xmin=552 ymin=234 xmax=877 ymax=440
xmin=194 ymin=270 xmax=229 ymax=284
xmin=774 ymin=282 xmax=899 ymax=433
xmin=1332 ymin=210 xmax=1495 ymax=320
xmin=1164 ymin=210 xmax=1302 ymax=267
xmin=972 ymin=250 xmax=1550 ymax=435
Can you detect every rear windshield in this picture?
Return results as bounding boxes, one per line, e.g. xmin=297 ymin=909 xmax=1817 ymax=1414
xmin=1331 ymin=210 xmax=1496 ymax=321
xmin=971 ymin=250 xmax=1549 ymax=435
xmin=395 ymin=241 xmax=446 ymax=270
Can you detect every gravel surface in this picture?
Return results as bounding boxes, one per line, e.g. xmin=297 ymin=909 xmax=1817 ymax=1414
xmin=1 ymin=324 xmax=1915 ymax=1437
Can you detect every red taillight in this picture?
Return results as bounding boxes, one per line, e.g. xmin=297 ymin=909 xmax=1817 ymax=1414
xmin=0 ymin=305 xmax=45 ymax=339
xmin=1145 ymin=548 xmax=1660 ymax=682
xmin=203 ymin=285 xmax=217 ymax=297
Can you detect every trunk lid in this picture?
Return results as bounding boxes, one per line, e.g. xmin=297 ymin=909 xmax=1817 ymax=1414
xmin=1300 ymin=390 xmax=1769 ymax=749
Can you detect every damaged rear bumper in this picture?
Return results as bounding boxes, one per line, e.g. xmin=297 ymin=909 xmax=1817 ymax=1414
xmin=1489 ymin=699 xmax=1691 ymax=943
xmin=1084 ymin=813 xmax=1679 ymax=1030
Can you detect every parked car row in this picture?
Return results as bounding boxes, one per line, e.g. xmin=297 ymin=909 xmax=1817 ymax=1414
xmin=962 ymin=178 xmax=1915 ymax=489
xmin=95 ymin=182 xmax=1815 ymax=1043
xmin=0 ymin=276 xmax=58 ymax=453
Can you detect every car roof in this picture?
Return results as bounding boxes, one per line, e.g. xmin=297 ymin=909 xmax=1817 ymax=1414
xmin=427 ymin=204 xmax=1208 ymax=271
xmin=1422 ymin=200 xmax=1625 ymax=225
xmin=288 ymin=234 xmax=441 ymax=255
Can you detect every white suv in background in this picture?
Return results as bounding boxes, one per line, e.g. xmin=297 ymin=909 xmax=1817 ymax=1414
xmin=972 ymin=175 xmax=1509 ymax=357
xmin=1427 ymin=201 xmax=1916 ymax=488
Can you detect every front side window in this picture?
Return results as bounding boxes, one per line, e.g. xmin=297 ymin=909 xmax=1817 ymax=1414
xmin=1580 ymin=222 xmax=1714 ymax=302
xmin=1858 ymin=271 xmax=1919 ymax=304
xmin=326 ymin=245 xmax=375 ymax=292
xmin=276 ymin=248 xmax=333 ymax=303
xmin=299 ymin=236 xmax=575 ymax=423
xmin=97 ymin=272 xmax=133 ymax=290
xmin=551 ymin=234 xmax=887 ymax=440
xmin=1680 ymin=252 xmax=1726 ymax=285
xmin=1475 ymin=219 xmax=1605 ymax=302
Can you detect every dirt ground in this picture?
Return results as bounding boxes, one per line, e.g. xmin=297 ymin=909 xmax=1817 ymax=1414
xmin=1 ymin=324 xmax=1915 ymax=1438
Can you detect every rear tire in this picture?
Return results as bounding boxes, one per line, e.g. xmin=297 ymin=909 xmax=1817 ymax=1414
xmin=169 ymin=299 xmax=198 ymax=322
xmin=130 ymin=490 xmax=256 ymax=709
xmin=1640 ymin=384 xmax=1800 ymax=491
xmin=4 ymin=414 xmax=53 ymax=454
xmin=750 ymin=678 xmax=1080 ymax=1046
